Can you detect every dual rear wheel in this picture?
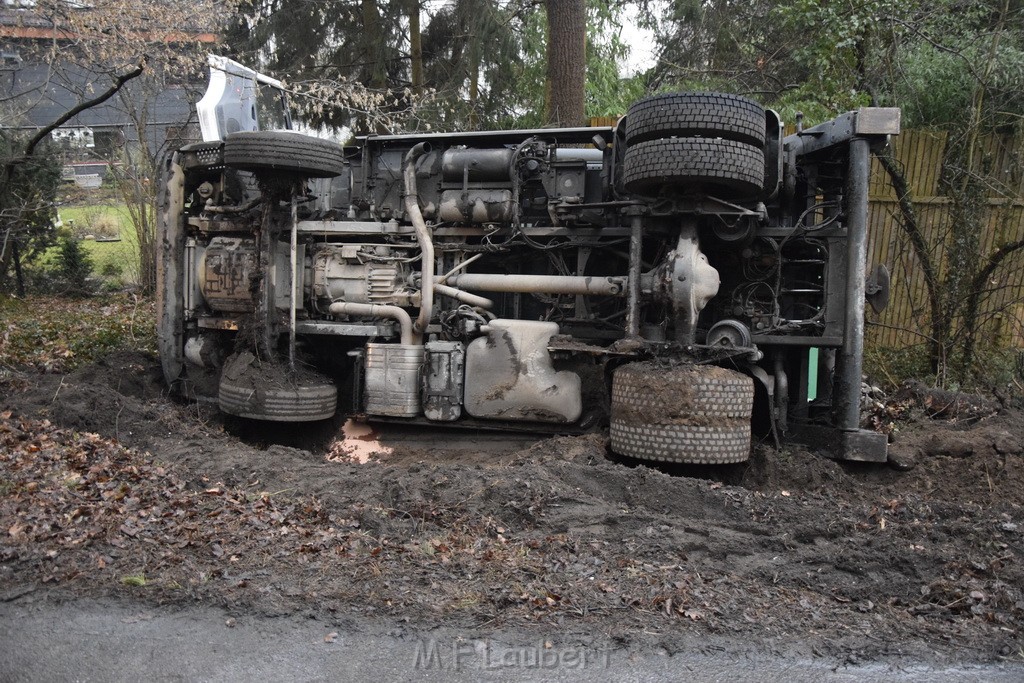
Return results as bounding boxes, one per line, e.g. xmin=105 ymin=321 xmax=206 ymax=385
xmin=614 ymin=92 xmax=763 ymax=462
xmin=622 ymin=92 xmax=768 ymax=199
xmin=610 ymin=363 xmax=754 ymax=464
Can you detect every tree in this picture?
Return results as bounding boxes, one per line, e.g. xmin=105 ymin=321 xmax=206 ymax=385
xmin=0 ymin=131 xmax=62 ymax=295
xmin=1 ymin=58 xmax=147 ymax=294
xmin=650 ymin=0 xmax=815 ymax=117
xmin=544 ymin=0 xmax=586 ymax=126
xmin=417 ymin=0 xmax=530 ymax=129
xmin=876 ymin=0 xmax=1024 ymax=381
xmin=223 ymin=0 xmax=642 ymax=133
xmin=224 ymin=0 xmax=412 ymax=132
xmin=53 ymin=232 xmax=94 ymax=294
xmin=650 ymin=0 xmax=905 ymax=120
xmin=0 ymin=0 xmax=233 ymax=294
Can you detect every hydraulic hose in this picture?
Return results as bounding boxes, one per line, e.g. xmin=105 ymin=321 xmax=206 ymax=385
xmin=433 ymin=283 xmax=494 ymax=309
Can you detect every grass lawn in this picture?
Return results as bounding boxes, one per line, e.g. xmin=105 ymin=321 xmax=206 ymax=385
xmin=54 ymin=202 xmax=141 ymax=284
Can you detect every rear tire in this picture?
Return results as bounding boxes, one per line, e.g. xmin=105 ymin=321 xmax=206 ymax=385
xmin=224 ymin=131 xmax=345 ymax=178
xmin=610 ymin=362 xmax=754 ymax=464
xmin=625 ymin=92 xmax=766 ymax=147
xmin=623 ymin=137 xmax=765 ymax=197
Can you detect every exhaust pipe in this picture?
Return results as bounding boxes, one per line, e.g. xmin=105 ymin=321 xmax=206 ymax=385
xmin=329 ymin=302 xmax=415 ymax=346
xmin=404 ymin=142 xmax=433 ymax=343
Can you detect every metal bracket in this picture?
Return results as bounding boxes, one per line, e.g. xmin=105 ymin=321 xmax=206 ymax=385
xmin=790 ymin=425 xmax=889 ymax=463
xmin=787 ymin=108 xmax=901 ymax=158
xmin=866 ymin=263 xmax=891 ymax=314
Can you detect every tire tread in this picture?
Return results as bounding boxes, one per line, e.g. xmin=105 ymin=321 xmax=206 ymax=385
xmin=610 ymin=363 xmax=754 ymax=464
xmin=623 ymin=138 xmax=765 ymax=197
xmin=625 ymin=92 xmax=766 ymax=146
xmin=224 ymin=131 xmax=345 ymax=178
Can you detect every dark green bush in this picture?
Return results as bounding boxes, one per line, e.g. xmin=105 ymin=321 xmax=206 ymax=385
xmin=52 ymin=234 xmax=95 ymax=296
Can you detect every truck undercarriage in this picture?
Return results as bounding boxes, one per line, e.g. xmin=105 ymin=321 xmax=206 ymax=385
xmin=158 ymin=65 xmax=899 ymax=464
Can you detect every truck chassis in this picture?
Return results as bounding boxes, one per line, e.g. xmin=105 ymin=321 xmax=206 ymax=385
xmin=158 ymin=77 xmax=899 ymax=464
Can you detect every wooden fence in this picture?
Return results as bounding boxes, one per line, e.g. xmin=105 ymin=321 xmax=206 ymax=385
xmin=864 ymin=129 xmax=1024 ymax=352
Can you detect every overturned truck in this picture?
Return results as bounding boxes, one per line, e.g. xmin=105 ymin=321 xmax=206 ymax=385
xmin=158 ymin=60 xmax=900 ymax=464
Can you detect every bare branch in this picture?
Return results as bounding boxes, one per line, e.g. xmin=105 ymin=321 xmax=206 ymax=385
xmin=971 ymin=238 xmax=1024 ymax=296
xmin=22 ymin=59 xmax=147 ymax=159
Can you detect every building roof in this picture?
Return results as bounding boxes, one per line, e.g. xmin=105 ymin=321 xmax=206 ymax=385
xmin=3 ymin=61 xmax=199 ymax=131
xmin=0 ymin=6 xmax=217 ymax=43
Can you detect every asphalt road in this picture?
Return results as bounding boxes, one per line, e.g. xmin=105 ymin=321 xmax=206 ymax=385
xmin=2 ymin=597 xmax=1022 ymax=682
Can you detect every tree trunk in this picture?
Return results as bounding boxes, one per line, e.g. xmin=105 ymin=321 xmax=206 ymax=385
xmin=961 ymin=231 xmax=1024 ymax=376
xmin=877 ymin=151 xmax=944 ymax=373
xmin=357 ymin=0 xmax=389 ymax=134
xmin=544 ymin=0 xmax=586 ymax=127
xmin=409 ymin=0 xmax=423 ymax=96
xmin=12 ymin=240 xmax=25 ymax=297
xmin=361 ymin=0 xmax=386 ymax=90
xmin=468 ymin=39 xmax=481 ymax=128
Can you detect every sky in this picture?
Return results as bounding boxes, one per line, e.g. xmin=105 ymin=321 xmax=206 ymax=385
xmin=620 ymin=2 xmax=658 ymax=76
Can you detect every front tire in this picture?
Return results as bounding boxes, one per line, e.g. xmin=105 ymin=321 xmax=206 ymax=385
xmin=218 ymin=353 xmax=338 ymax=422
xmin=224 ymin=131 xmax=345 ymax=178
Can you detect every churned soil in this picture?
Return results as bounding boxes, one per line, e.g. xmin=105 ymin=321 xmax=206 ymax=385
xmin=1 ymin=352 xmax=1023 ymax=664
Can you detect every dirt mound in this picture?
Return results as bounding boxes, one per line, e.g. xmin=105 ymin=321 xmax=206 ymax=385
xmin=2 ymin=354 xmax=1023 ymax=663
xmin=3 ymin=352 xmax=184 ymax=449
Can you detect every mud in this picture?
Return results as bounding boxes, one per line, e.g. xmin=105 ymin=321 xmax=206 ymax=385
xmin=2 ymin=352 xmax=1024 ymax=665
xmin=611 ymin=361 xmax=752 ymax=428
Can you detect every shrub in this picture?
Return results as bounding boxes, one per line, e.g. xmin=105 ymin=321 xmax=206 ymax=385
xmin=53 ymin=234 xmax=95 ymax=296
xmin=101 ymin=262 xmax=123 ymax=278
